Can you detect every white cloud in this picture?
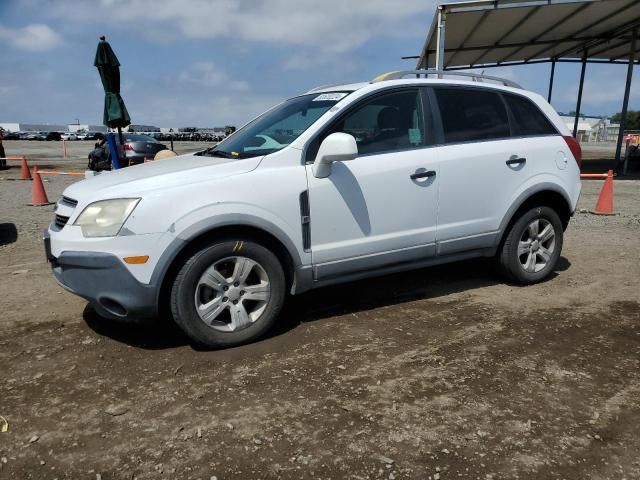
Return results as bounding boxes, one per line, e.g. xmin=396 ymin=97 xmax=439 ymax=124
xmin=43 ymin=0 xmax=435 ymax=54
xmin=128 ymin=88 xmax=278 ymax=127
xmin=0 ymin=23 xmax=63 ymax=51
xmin=556 ymin=66 xmax=640 ymax=114
xmin=178 ymin=62 xmax=249 ymax=91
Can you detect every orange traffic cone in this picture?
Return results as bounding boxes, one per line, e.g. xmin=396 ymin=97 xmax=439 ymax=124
xmin=30 ymin=167 xmax=52 ymax=206
xmin=591 ymin=169 xmax=614 ymax=215
xmin=20 ymin=156 xmax=32 ymax=180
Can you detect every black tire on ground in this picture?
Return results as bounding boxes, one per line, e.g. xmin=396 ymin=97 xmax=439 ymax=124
xmin=498 ymin=206 xmax=564 ymax=284
xmin=170 ymin=239 xmax=286 ymax=348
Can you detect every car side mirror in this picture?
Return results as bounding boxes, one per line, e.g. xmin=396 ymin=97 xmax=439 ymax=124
xmin=312 ymin=132 xmax=358 ymax=178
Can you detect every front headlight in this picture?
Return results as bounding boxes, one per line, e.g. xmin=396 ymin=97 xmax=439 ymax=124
xmin=74 ymin=198 xmax=140 ymax=237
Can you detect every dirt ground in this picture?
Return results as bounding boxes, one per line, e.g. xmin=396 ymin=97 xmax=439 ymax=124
xmin=1 ymin=141 xmax=640 ymax=480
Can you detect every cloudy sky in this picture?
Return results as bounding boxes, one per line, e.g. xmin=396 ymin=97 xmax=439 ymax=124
xmin=1 ymin=0 xmax=638 ymax=128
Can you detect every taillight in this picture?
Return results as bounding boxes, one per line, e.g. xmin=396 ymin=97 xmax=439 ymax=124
xmin=563 ymin=136 xmax=582 ymax=168
xmin=123 ymin=143 xmax=134 ymax=151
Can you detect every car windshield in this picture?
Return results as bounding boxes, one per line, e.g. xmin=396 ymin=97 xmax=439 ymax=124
xmin=201 ymin=91 xmax=351 ymax=159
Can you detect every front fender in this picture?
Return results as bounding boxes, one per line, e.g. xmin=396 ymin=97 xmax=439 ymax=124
xmin=172 ymin=202 xmax=306 ymax=267
xmin=147 ymin=202 xmax=309 ymax=300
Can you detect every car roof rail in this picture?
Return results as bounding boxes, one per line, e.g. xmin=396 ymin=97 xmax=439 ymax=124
xmin=306 ymin=82 xmax=357 ymax=93
xmin=371 ymin=70 xmax=522 ymax=89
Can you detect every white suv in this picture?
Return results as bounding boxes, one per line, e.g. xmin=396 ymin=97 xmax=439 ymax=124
xmin=45 ymin=71 xmax=582 ymax=348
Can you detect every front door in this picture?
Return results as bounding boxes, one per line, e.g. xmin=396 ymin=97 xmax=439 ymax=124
xmin=305 ymin=88 xmax=439 ymax=280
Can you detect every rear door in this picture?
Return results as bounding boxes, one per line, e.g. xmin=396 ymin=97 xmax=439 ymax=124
xmin=430 ymin=86 xmax=530 ymax=254
xmin=306 ymin=88 xmax=440 ymax=280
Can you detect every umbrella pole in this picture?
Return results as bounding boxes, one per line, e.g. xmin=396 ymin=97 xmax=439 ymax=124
xmin=118 ymin=127 xmax=126 ymax=167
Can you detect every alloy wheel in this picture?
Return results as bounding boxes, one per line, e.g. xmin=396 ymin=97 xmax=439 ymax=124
xmin=517 ymin=218 xmax=556 ymax=273
xmin=194 ymin=256 xmax=271 ymax=332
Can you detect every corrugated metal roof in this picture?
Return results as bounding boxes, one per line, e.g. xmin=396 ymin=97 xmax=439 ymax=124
xmin=418 ymin=0 xmax=640 ymax=69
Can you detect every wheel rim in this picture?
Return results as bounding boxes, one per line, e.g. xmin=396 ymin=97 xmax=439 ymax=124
xmin=194 ymin=256 xmax=271 ymax=332
xmin=518 ymin=218 xmax=556 ymax=273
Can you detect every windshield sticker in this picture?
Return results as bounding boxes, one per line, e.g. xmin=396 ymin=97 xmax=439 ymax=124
xmin=408 ymin=128 xmax=422 ymax=145
xmin=313 ymin=92 xmax=348 ymax=102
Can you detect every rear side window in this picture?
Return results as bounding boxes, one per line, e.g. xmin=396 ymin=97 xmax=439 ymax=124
xmin=434 ymin=88 xmax=510 ymax=143
xmin=504 ymin=94 xmax=557 ymax=136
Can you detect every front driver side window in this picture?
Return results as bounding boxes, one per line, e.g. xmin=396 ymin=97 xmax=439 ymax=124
xmin=328 ymin=89 xmax=424 ymax=155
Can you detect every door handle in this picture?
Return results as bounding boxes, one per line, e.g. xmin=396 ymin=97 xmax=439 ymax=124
xmin=410 ymin=170 xmax=436 ymax=180
xmin=506 ymin=156 xmax=526 ymax=166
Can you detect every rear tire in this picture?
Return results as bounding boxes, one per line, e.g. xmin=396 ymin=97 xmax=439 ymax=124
xmin=498 ymin=206 xmax=563 ymax=284
xmin=170 ymin=239 xmax=286 ymax=348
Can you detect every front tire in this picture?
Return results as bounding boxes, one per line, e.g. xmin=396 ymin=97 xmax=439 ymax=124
xmin=498 ymin=206 xmax=563 ymax=284
xmin=170 ymin=239 xmax=286 ymax=348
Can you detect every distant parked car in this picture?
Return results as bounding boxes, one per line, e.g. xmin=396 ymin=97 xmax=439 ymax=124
xmin=75 ymin=132 xmax=89 ymax=140
xmin=26 ymin=131 xmax=47 ymax=141
xmin=121 ymin=134 xmax=168 ymax=165
xmin=61 ymin=132 xmax=78 ymax=141
xmin=2 ymin=131 xmax=21 ymax=140
xmin=46 ymin=132 xmax=62 ymax=141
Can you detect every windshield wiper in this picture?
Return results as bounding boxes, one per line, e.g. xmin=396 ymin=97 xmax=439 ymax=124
xmin=206 ymin=149 xmax=239 ymax=159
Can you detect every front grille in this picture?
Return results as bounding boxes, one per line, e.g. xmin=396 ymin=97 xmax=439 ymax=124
xmin=52 ymin=196 xmax=77 ymax=231
xmin=60 ymin=196 xmax=78 ymax=208
xmin=54 ymin=214 xmax=70 ymax=230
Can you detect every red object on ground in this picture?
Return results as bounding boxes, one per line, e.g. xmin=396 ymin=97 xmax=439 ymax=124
xmin=592 ymin=169 xmax=614 ymax=216
xmin=31 ymin=167 xmax=51 ymax=206
xmin=20 ymin=156 xmax=32 ymax=180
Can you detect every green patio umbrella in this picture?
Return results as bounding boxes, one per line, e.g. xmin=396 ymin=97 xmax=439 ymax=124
xmin=94 ymin=36 xmax=130 ymax=141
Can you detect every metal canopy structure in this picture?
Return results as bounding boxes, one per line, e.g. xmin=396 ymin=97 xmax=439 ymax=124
xmin=416 ymin=0 xmax=640 ymax=166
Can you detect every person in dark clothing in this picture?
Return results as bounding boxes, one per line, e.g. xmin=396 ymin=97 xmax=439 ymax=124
xmin=0 ymin=128 xmax=6 ymax=169
xmin=87 ymin=137 xmax=111 ymax=171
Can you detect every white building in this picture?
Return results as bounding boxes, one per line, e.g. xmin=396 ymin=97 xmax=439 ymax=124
xmin=559 ymin=115 xmax=620 ymax=143
xmin=0 ymin=123 xmax=20 ymax=133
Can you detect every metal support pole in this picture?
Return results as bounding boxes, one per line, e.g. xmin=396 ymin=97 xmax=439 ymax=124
xmin=573 ymin=53 xmax=587 ymax=138
xmin=615 ymin=28 xmax=637 ymax=167
xmin=547 ymin=59 xmax=556 ymax=103
xmin=435 ymin=7 xmax=446 ymax=76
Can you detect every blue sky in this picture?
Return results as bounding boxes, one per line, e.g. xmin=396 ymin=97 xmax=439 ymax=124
xmin=1 ymin=0 xmax=638 ymax=128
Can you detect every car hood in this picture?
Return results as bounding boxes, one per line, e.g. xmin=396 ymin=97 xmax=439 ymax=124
xmin=63 ymin=153 xmax=262 ymax=200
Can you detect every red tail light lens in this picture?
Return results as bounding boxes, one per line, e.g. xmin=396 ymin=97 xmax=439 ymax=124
xmin=563 ymin=136 xmax=582 ymax=168
xmin=123 ymin=143 xmax=134 ymax=151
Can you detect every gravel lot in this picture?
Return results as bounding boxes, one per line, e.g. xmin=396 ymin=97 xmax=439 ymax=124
xmin=1 ymin=141 xmax=639 ymax=479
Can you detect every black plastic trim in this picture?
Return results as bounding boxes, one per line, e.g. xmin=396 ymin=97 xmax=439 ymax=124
xmin=50 ymin=251 xmax=157 ymax=321
xmin=60 ymin=196 xmax=78 ymax=208
xmin=299 ymin=190 xmax=311 ymax=252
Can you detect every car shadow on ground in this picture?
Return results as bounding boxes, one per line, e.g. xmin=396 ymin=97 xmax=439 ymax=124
xmin=83 ymin=306 xmax=189 ymax=350
xmin=0 ymin=223 xmax=18 ymax=246
xmin=84 ymin=256 xmax=571 ymax=351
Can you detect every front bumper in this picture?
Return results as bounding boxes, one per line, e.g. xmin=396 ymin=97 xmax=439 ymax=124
xmin=45 ymin=231 xmax=158 ymax=321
